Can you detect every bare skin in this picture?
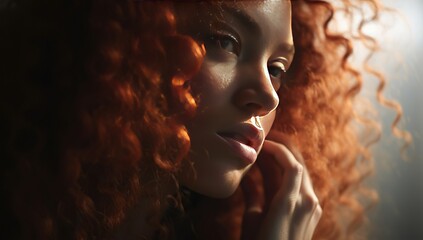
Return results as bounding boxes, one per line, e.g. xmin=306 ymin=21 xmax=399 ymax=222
xmin=241 ymin=131 xmax=322 ymax=240
xmin=179 ymin=1 xmax=321 ymax=238
xmin=116 ymin=1 xmax=322 ymax=239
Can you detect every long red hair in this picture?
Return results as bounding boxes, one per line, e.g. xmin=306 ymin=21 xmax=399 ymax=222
xmin=0 ymin=0 xmax=408 ymax=239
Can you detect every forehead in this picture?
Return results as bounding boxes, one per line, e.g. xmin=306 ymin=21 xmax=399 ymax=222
xmin=174 ymin=1 xmax=291 ymax=23
xmin=222 ymin=1 xmax=292 ymax=37
xmin=174 ymin=0 xmax=294 ymax=59
xmin=224 ymin=1 xmax=291 ymax=17
xmin=175 ymin=1 xmax=292 ymax=36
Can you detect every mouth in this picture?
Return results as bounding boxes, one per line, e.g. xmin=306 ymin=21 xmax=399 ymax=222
xmin=216 ymin=123 xmax=264 ymax=164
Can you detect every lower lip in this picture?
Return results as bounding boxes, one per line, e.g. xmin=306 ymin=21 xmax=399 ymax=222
xmin=216 ymin=134 xmax=257 ymax=165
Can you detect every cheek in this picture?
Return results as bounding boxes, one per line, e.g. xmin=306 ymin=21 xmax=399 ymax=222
xmin=190 ymin=60 xmax=237 ymax=102
xmin=262 ymin=110 xmax=276 ymax=137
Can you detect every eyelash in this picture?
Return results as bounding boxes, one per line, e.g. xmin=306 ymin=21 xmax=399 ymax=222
xmin=203 ymin=32 xmax=287 ymax=90
xmin=268 ymin=65 xmax=286 ymax=91
xmin=204 ymin=33 xmax=241 ymax=56
xmin=268 ymin=65 xmax=286 ymax=79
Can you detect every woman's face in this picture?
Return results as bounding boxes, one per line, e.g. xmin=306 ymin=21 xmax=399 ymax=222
xmin=177 ymin=1 xmax=294 ymax=198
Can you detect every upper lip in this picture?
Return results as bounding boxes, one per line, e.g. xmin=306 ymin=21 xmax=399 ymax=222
xmin=216 ymin=122 xmax=264 ymax=152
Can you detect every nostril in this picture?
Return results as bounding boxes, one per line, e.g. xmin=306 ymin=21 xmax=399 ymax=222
xmin=245 ymin=102 xmax=261 ymax=112
xmin=244 ymin=102 xmax=271 ymax=117
xmin=246 ymin=103 xmax=256 ymax=108
xmin=233 ymin=86 xmax=279 ymax=117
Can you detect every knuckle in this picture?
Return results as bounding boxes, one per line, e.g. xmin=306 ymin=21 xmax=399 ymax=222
xmin=285 ymin=196 xmax=298 ymax=211
xmin=315 ymin=204 xmax=323 ymax=217
xmin=301 ymin=195 xmax=319 ymax=212
xmin=289 ymin=162 xmax=303 ymax=175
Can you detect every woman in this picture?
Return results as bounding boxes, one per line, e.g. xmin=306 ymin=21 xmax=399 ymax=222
xmin=0 ymin=0 xmax=404 ymax=239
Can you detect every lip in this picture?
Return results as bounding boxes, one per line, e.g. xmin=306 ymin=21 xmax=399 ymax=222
xmin=216 ymin=123 xmax=264 ymax=164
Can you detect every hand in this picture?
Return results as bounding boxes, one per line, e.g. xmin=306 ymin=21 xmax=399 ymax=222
xmin=241 ymin=131 xmax=322 ymax=240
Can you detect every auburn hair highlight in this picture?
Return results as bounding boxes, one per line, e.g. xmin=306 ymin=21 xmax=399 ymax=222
xmin=0 ymin=0 xmax=408 ymax=239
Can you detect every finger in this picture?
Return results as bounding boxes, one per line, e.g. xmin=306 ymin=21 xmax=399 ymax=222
xmin=261 ymin=140 xmax=303 ymax=213
xmin=266 ymin=131 xmax=317 ymax=209
xmin=304 ymin=204 xmax=322 ymax=240
xmin=289 ymin=194 xmax=320 ymax=240
xmin=240 ymin=165 xmax=265 ymax=240
xmin=288 ymin=153 xmax=320 ymax=240
xmin=264 ymin=131 xmax=322 ymax=239
xmin=292 ymin=167 xmax=321 ymax=240
xmin=265 ymin=130 xmax=310 ymax=189
xmin=241 ymin=164 xmax=265 ymax=215
xmin=256 ymin=149 xmax=283 ymax=211
xmin=257 ymin=141 xmax=304 ymax=240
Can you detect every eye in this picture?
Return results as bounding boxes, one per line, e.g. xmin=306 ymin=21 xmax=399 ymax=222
xmin=268 ymin=64 xmax=286 ymax=91
xmin=204 ymin=34 xmax=241 ymax=56
xmin=268 ymin=65 xmax=285 ymax=79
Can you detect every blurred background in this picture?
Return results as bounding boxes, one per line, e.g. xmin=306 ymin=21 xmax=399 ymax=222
xmin=0 ymin=0 xmax=420 ymax=239
xmin=362 ymin=0 xmax=423 ymax=239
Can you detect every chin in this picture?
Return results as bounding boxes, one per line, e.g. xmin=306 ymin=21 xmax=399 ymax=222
xmin=180 ymin=168 xmax=245 ymax=199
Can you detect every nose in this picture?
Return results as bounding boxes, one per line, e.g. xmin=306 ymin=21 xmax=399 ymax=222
xmin=232 ymin=65 xmax=279 ymax=117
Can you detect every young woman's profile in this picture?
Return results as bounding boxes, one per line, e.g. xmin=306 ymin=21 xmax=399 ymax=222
xmin=0 ymin=0 xmax=405 ymax=239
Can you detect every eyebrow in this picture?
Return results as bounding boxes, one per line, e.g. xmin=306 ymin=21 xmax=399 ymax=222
xmin=221 ymin=5 xmax=262 ymax=36
xmin=279 ymin=43 xmax=295 ymax=60
xmin=222 ymin=4 xmax=295 ymax=60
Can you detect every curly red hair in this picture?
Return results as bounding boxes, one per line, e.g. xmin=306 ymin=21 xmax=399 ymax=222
xmin=0 ymin=0 xmax=408 ymax=239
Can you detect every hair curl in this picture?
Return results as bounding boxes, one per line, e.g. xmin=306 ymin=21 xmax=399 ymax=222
xmin=0 ymin=0 xmax=408 ymax=239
